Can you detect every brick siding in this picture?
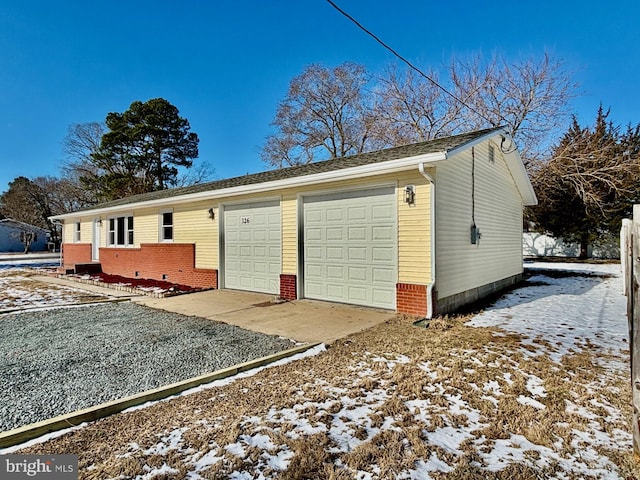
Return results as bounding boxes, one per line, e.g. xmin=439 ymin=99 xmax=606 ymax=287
xmin=396 ymin=282 xmax=429 ymax=316
xmin=279 ymin=274 xmax=297 ymax=300
xmin=97 ymin=243 xmax=218 ymax=289
xmin=62 ymin=243 xmax=92 ymax=266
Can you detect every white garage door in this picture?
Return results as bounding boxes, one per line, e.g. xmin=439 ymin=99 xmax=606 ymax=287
xmin=303 ymin=187 xmax=397 ymax=309
xmin=224 ymin=200 xmax=281 ymax=294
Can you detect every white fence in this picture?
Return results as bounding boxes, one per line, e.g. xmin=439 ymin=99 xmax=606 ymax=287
xmin=523 ymin=232 xmax=620 ymax=259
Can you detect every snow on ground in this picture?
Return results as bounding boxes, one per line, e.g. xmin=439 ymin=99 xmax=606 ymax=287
xmin=5 ymin=262 xmax=635 ymax=479
xmin=0 ymin=267 xmax=108 ymax=312
xmin=469 ymin=262 xmax=628 ymax=363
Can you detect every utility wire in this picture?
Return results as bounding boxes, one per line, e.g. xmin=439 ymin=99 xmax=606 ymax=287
xmin=325 ymin=0 xmax=507 ymax=130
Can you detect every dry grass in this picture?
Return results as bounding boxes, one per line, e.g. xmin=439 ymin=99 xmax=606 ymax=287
xmin=0 ymin=269 xmax=109 ymax=311
xmin=14 ymin=313 xmax=638 ymax=479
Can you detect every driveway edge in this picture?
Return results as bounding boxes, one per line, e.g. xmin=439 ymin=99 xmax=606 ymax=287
xmin=0 ymin=342 xmax=322 ymax=449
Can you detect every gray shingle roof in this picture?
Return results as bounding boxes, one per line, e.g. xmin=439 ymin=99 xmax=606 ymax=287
xmin=76 ymin=127 xmax=502 ymax=212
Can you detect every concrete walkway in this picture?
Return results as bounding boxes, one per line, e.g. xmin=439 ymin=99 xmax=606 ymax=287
xmin=32 ymin=275 xmax=395 ymax=344
xmin=134 ymin=290 xmax=394 ymax=344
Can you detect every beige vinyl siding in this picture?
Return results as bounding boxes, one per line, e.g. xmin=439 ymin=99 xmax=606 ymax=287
xmin=435 ymin=141 xmax=523 ymax=299
xmin=217 ymin=171 xmax=432 ymax=282
xmin=80 ymin=169 xmax=434 ymax=284
xmin=63 ymin=221 xmax=73 ymax=244
xmin=132 ymin=208 xmax=159 ymax=245
xmin=173 ymin=201 xmax=217 ymax=269
xmin=281 ymin=193 xmax=298 ymax=274
xmin=396 ymin=170 xmax=432 ymax=285
xmin=64 ymin=218 xmax=91 ymax=244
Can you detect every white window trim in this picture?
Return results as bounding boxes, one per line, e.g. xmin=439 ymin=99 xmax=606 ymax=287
xmin=159 ymin=209 xmax=174 ymax=243
xmin=107 ymin=213 xmax=135 ymax=247
xmin=73 ymin=221 xmax=81 ymax=243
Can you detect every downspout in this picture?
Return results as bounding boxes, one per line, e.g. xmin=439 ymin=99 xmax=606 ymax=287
xmin=418 ymin=163 xmax=436 ymax=319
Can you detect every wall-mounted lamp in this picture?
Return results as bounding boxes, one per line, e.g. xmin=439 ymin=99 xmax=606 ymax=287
xmin=208 ymin=208 xmax=215 ymax=220
xmin=404 ymin=185 xmax=416 ymax=205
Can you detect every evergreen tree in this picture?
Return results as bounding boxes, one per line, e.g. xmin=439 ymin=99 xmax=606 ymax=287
xmin=530 ymin=106 xmax=640 ymax=257
xmin=85 ymin=98 xmax=199 ymax=202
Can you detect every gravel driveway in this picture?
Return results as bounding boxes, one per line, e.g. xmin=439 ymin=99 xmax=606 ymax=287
xmin=0 ymin=302 xmax=295 ymax=432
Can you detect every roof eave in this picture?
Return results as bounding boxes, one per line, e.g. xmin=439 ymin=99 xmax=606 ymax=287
xmin=50 ymin=151 xmax=447 ymax=220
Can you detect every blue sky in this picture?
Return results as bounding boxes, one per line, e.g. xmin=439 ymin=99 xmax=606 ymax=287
xmin=1 ymin=0 xmax=638 ymax=192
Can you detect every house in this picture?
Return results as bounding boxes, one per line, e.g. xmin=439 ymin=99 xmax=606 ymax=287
xmin=0 ymin=219 xmax=49 ymax=253
xmin=50 ymin=127 xmax=537 ymax=317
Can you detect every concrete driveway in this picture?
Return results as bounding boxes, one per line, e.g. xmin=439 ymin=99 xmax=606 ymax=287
xmin=133 ymin=289 xmax=394 ymax=344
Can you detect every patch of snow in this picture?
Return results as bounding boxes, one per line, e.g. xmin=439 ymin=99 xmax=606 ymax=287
xmin=517 ymin=395 xmax=546 ymax=410
xmin=468 ymin=263 xmax=628 ymax=364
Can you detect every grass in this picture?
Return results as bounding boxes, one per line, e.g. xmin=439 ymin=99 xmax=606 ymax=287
xmin=15 ymin=313 xmax=638 ymax=479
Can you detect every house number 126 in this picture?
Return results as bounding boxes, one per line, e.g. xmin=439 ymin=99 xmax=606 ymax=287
xmin=241 ymin=217 xmax=250 ymax=224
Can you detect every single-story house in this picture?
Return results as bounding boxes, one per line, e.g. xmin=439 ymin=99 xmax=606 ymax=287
xmin=51 ymin=127 xmax=537 ymax=317
xmin=0 ymin=219 xmax=49 ymax=253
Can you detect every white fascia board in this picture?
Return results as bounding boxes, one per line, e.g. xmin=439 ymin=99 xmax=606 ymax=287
xmin=50 ymin=151 xmax=447 ymax=220
xmin=446 ymin=128 xmax=509 ymax=157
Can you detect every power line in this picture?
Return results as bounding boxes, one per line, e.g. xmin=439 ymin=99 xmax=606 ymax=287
xmin=324 ymin=0 xmax=505 ymax=130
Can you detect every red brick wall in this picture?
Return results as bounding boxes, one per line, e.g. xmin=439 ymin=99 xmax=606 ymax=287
xmin=62 ymin=243 xmax=92 ymax=266
xmin=396 ymin=283 xmax=429 ymax=316
xmin=279 ymin=274 xmax=297 ymax=300
xmin=99 ymin=243 xmax=218 ymax=289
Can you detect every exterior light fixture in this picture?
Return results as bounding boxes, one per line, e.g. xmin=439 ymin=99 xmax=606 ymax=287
xmin=404 ymin=185 xmax=416 ymax=204
xmin=208 ymin=208 xmax=215 ymax=220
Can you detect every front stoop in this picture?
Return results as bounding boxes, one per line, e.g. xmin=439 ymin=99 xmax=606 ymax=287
xmin=64 ymin=263 xmax=102 ymax=275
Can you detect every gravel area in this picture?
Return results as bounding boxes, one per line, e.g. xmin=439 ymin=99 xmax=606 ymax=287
xmin=0 ymin=302 xmax=295 ymax=432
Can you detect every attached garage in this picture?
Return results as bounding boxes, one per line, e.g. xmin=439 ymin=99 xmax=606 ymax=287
xmin=223 ymin=200 xmax=281 ymax=294
xmin=302 ymin=187 xmax=397 ymax=309
xmin=54 ymin=127 xmax=537 ymax=318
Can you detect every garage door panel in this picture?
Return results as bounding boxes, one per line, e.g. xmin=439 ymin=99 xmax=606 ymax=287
xmin=372 ymin=267 xmax=395 ymax=283
xmin=327 ymin=284 xmax=345 ymax=298
xmin=348 ymin=266 xmax=367 ymax=281
xmin=348 ymin=227 xmax=366 ymax=241
xmin=306 ymin=210 xmax=323 ymax=223
xmin=347 ymin=206 xmax=367 ymax=221
xmin=326 ymin=227 xmax=343 ymax=241
xmin=372 ymin=226 xmax=394 ymax=240
xmin=306 ymin=264 xmax=323 ymax=278
xmin=348 ymin=247 xmax=367 ymax=261
xmin=304 ymin=187 xmax=396 ymax=309
xmin=326 ymin=265 xmax=345 ymax=281
xmin=224 ymin=201 xmax=280 ymax=294
xmin=372 ymin=204 xmax=394 ymax=220
xmin=326 ymin=208 xmax=344 ymax=222
xmin=326 ymin=246 xmax=345 ymax=260
xmin=307 ymin=228 xmax=323 ymax=241
xmin=305 ymin=281 xmax=323 ymax=296
xmin=348 ymin=286 xmax=368 ymax=302
xmin=372 ymin=247 xmax=394 ymax=262
xmin=373 ymin=289 xmax=394 ymax=306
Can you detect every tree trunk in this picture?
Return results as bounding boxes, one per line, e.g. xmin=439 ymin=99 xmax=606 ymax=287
xmin=579 ymin=234 xmax=589 ymax=259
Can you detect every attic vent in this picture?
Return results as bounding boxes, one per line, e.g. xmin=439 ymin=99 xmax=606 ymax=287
xmin=488 ymin=144 xmax=495 ymax=163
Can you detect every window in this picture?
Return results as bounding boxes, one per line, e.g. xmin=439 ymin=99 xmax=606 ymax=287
xmin=73 ymin=222 xmax=81 ymax=242
xmin=108 ymin=215 xmax=134 ymax=246
xmin=160 ymin=210 xmax=173 ymax=242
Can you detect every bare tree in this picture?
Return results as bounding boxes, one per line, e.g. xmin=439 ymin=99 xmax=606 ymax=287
xmin=448 ymin=53 xmax=577 ymax=162
xmin=263 ymin=53 xmax=577 ymax=169
xmin=528 ymin=107 xmax=640 ymax=257
xmin=261 ymin=62 xmax=377 ymax=168
xmin=175 ymin=159 xmax=216 ymax=187
xmin=61 ymin=122 xmax=106 ymax=206
xmin=371 ymin=65 xmax=465 ymax=145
